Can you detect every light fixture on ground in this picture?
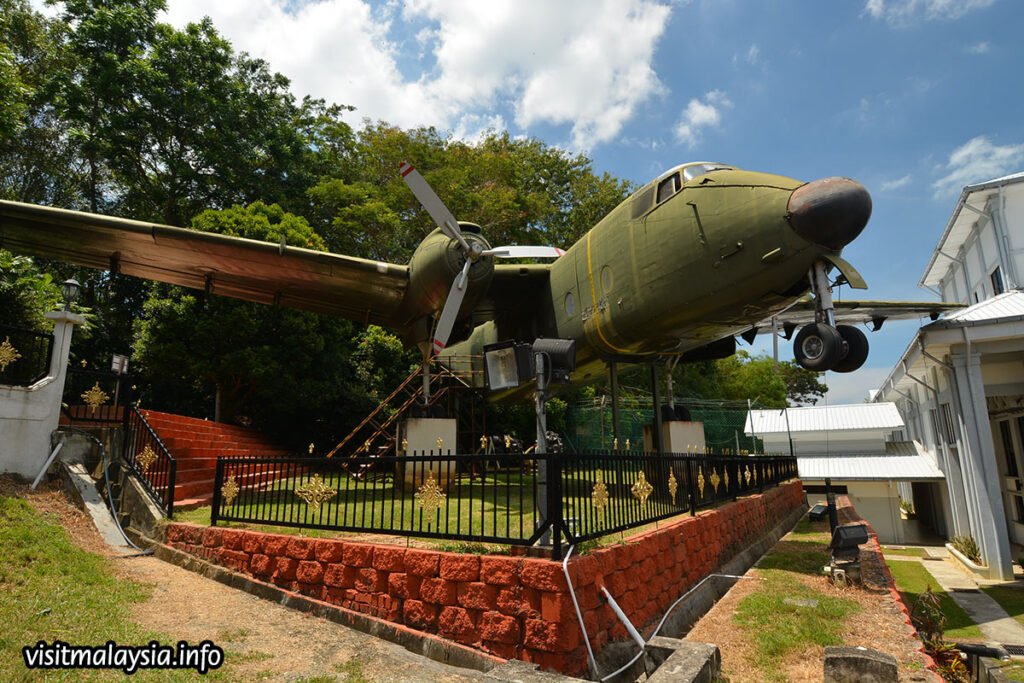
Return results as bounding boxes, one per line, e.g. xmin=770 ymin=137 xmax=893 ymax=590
xmin=59 ymin=278 xmax=81 ymax=311
xmin=483 ymin=338 xmax=576 ymax=549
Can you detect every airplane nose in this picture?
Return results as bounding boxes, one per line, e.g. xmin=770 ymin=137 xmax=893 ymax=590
xmin=787 ymin=177 xmax=872 ymax=251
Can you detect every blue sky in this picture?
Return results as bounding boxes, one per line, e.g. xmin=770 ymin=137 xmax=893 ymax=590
xmin=40 ymin=0 xmax=1024 ymax=402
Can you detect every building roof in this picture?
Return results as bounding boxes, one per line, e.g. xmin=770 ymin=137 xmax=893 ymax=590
xmin=921 ymin=170 xmax=1024 ymax=288
xmin=745 ymin=402 xmax=904 ymax=435
xmin=797 ymin=442 xmax=944 ymax=481
xmin=926 ymin=289 xmax=1024 ymax=327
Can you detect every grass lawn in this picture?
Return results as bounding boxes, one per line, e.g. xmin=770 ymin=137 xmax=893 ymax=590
xmin=885 ymin=560 xmax=985 ymax=642
xmin=881 ymin=546 xmax=928 ymax=557
xmin=733 ymin=518 xmax=861 ymax=682
xmin=981 ymin=585 xmax=1024 ymax=628
xmin=0 ymin=491 xmax=263 ymax=681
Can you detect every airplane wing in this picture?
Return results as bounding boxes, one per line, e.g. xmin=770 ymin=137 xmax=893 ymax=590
xmin=0 ymin=200 xmax=409 ymax=326
xmin=768 ymin=297 xmax=963 ymax=331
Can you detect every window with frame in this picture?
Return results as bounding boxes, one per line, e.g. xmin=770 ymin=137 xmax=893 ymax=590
xmin=929 ymin=408 xmax=942 ymax=446
xmin=991 ymin=266 xmax=1005 ymax=296
xmin=1000 ymin=420 xmax=1019 ymax=477
xmin=940 ymin=403 xmax=957 ymax=444
xmin=656 ymin=173 xmax=681 ymax=203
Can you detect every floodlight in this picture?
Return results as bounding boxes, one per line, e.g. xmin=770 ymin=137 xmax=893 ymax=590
xmin=532 ymin=338 xmax=576 ymax=384
xmin=483 ymin=341 xmax=532 ymax=391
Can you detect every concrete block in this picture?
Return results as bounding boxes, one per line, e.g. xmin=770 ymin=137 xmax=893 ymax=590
xmin=823 ymin=646 xmax=898 ymax=682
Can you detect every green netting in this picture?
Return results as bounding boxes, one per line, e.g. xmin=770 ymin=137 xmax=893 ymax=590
xmin=565 ymin=394 xmax=777 ymax=455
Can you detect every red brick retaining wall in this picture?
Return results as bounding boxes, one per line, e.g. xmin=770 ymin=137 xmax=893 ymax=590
xmin=164 ymin=479 xmax=804 ymax=675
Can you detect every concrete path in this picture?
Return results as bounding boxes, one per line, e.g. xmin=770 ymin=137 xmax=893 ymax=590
xmin=895 ymin=549 xmax=1024 ymax=646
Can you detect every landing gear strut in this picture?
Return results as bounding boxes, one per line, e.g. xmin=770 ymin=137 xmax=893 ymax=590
xmin=792 ymin=261 xmax=868 ymax=373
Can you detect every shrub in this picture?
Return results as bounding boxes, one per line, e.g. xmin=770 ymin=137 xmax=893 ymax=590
xmin=951 ymin=535 xmax=982 ymax=564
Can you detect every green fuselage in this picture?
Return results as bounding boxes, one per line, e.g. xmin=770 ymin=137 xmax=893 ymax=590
xmin=445 ymin=165 xmax=836 ymax=386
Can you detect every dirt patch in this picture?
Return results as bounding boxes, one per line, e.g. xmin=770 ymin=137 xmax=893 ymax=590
xmin=4 ymin=475 xmax=485 ymax=682
xmin=685 ymin=515 xmax=929 ymax=683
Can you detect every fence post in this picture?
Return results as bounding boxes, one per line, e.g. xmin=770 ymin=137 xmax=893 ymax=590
xmin=548 ymin=453 xmax=563 ymax=561
xmin=687 ymin=458 xmax=697 ymax=516
xmin=211 ymin=457 xmax=223 ymax=526
xmin=166 ymin=458 xmax=176 ymax=518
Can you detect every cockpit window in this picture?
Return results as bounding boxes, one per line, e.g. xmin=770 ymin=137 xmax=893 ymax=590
xmin=656 ymin=173 xmax=681 ymax=203
xmin=682 ymin=163 xmax=733 ymax=182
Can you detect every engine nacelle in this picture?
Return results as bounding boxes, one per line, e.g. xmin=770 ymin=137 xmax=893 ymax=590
xmin=403 ymin=225 xmax=495 ymax=325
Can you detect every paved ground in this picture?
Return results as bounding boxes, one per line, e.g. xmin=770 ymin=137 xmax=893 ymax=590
xmin=888 ymin=547 xmax=1024 ymax=647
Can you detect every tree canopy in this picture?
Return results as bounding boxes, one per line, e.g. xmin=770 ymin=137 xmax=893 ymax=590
xmin=0 ymin=0 xmax=823 ymax=449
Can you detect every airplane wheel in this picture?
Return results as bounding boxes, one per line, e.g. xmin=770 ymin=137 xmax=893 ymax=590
xmin=793 ymin=323 xmax=844 ymax=371
xmin=832 ymin=325 xmax=869 ymax=373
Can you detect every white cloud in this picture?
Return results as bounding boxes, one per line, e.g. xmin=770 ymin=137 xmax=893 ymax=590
xmin=674 ymin=90 xmax=732 ymax=148
xmin=864 ymin=0 xmax=995 ymax=24
xmin=879 ymin=174 xmax=912 ymax=191
xmin=155 ymin=0 xmax=671 ymax=150
xmin=965 ymin=41 xmax=990 ymax=54
xmin=733 ymin=44 xmax=761 ymax=67
xmin=932 ymin=136 xmax=1024 ymax=198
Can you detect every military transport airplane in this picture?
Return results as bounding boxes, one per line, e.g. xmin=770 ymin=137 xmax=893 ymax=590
xmin=0 ymin=161 xmax=956 ymax=395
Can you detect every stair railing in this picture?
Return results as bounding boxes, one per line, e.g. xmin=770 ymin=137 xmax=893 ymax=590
xmin=121 ymin=405 xmax=177 ymax=517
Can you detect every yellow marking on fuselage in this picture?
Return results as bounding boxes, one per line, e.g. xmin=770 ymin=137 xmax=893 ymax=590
xmin=585 ymin=230 xmax=656 ymax=356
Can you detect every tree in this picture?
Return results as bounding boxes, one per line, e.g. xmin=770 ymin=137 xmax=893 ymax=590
xmin=671 ymin=351 xmax=827 ymax=408
xmin=131 ymin=203 xmax=373 ymax=447
xmin=0 ymin=251 xmax=64 ymax=331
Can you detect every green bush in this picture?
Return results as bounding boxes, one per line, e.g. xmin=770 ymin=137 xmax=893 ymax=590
xmin=951 ymin=535 xmax=982 ymax=564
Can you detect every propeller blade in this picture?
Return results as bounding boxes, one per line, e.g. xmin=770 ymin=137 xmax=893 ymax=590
xmin=431 ymin=260 xmax=472 ymax=355
xmin=483 ymin=246 xmax=565 ymax=259
xmin=400 ymin=162 xmax=470 ymax=252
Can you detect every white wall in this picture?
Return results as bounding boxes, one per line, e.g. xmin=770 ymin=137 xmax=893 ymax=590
xmin=0 ymin=312 xmax=83 ymax=478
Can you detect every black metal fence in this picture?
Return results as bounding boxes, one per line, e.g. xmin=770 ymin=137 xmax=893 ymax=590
xmin=122 ymin=405 xmax=177 ymax=517
xmin=61 ymin=368 xmax=134 ymax=424
xmin=211 ymin=451 xmax=797 ymax=559
xmin=0 ymin=324 xmax=53 ymax=386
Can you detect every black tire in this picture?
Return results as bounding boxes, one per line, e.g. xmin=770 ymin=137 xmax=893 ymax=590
xmin=793 ymin=323 xmax=844 ymax=371
xmin=832 ymin=324 xmax=869 ymax=373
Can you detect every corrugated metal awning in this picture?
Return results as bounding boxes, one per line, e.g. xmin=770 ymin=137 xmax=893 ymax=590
xmin=797 ymin=453 xmax=945 ymax=481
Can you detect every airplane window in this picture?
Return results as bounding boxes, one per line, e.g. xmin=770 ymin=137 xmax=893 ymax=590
xmin=682 ymin=164 xmax=733 ymax=182
xmin=601 ymin=266 xmax=613 ymax=293
xmin=656 ymin=174 xmax=681 ymax=203
xmin=564 ymin=292 xmax=576 ymax=317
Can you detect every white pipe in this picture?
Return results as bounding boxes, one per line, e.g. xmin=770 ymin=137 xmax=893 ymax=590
xmin=562 ymin=545 xmax=599 ymax=678
xmin=31 ymin=440 xmax=65 ymax=491
xmin=601 ymin=586 xmax=647 ymax=651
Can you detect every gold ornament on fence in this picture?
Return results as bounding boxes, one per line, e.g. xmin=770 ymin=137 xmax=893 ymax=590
xmin=221 ymin=475 xmax=240 ymax=507
xmin=697 ymin=465 xmax=705 ymax=499
xmin=625 ymin=438 xmax=631 ymax=450
xmin=402 ymin=438 xmax=409 ymax=451
xmin=613 ymin=437 xmax=619 ymax=450
xmin=504 ymin=434 xmax=512 ymax=449
xmin=308 ymin=443 xmax=315 ymax=455
xmin=0 ymin=337 xmax=22 ymax=371
xmin=415 ymin=471 xmax=447 ymax=520
xmin=668 ymin=469 xmax=678 ymax=505
xmin=135 ymin=445 xmax=157 ymax=473
xmin=81 ymin=382 xmax=110 ymax=415
xmin=480 ymin=435 xmax=489 ymax=450
xmin=631 ymin=471 xmax=653 ymax=508
xmin=710 ymin=467 xmax=721 ymax=494
xmin=435 ymin=437 xmax=444 ymax=451
xmin=592 ymin=471 xmax=610 ymax=512
xmin=724 ymin=467 xmax=730 ymax=491
xmin=753 ymin=465 xmax=758 ymax=485
xmin=295 ymin=474 xmax=336 ymax=512
xmin=744 ymin=466 xmax=752 ymax=486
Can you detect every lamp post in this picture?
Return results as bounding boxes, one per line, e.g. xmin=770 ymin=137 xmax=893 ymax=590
xmin=59 ymin=279 xmax=81 ymax=311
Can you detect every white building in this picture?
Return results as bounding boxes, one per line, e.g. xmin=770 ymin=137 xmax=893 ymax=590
xmin=746 ymin=403 xmax=944 ymax=544
xmin=874 ymin=171 xmax=1024 ymax=580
